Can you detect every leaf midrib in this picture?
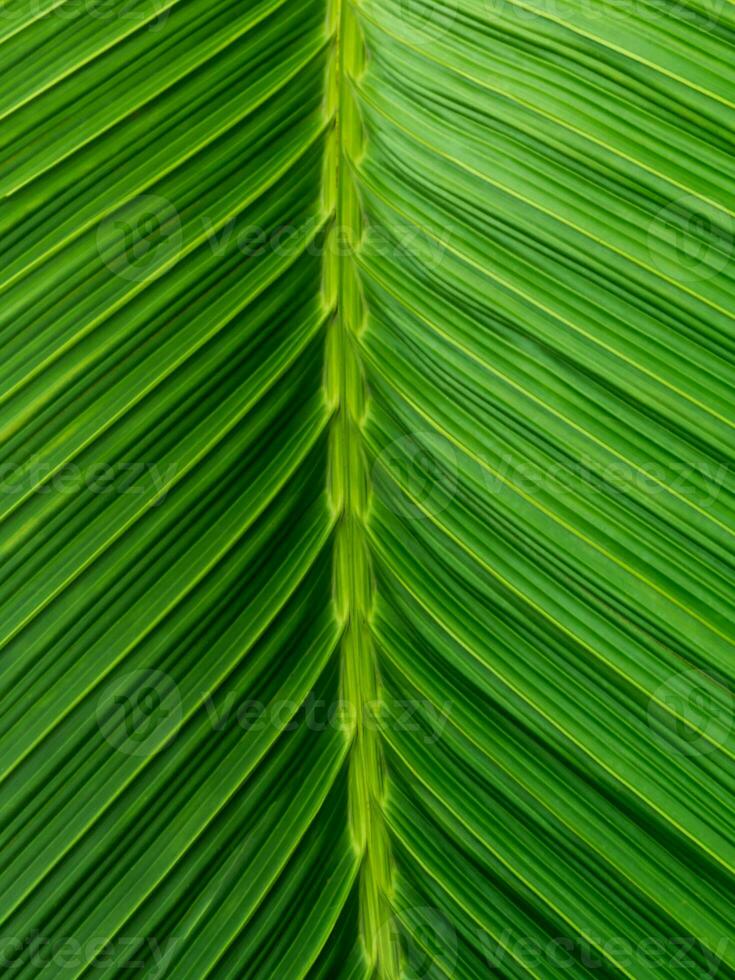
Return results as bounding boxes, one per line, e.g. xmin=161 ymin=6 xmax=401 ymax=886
xmin=325 ymin=1 xmax=400 ymax=976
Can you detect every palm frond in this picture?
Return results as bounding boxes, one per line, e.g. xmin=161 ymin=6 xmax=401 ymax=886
xmin=1 ymin=0 xmax=734 ymax=975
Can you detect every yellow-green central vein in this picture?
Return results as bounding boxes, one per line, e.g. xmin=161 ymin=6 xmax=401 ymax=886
xmin=323 ymin=1 xmax=400 ymax=976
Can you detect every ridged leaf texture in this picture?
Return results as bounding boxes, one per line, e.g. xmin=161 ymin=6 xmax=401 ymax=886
xmin=1 ymin=0 xmax=734 ymax=976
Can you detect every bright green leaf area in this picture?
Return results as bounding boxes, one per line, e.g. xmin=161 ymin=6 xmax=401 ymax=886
xmin=1 ymin=0 xmax=734 ymax=975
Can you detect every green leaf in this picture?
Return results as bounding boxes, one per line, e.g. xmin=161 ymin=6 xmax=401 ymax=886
xmin=1 ymin=0 xmax=734 ymax=976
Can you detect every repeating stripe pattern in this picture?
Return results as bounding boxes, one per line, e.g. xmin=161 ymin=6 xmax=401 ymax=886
xmin=0 ymin=1 xmax=365 ymax=975
xmin=1 ymin=0 xmax=735 ymax=975
xmin=357 ymin=0 xmax=735 ymax=975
